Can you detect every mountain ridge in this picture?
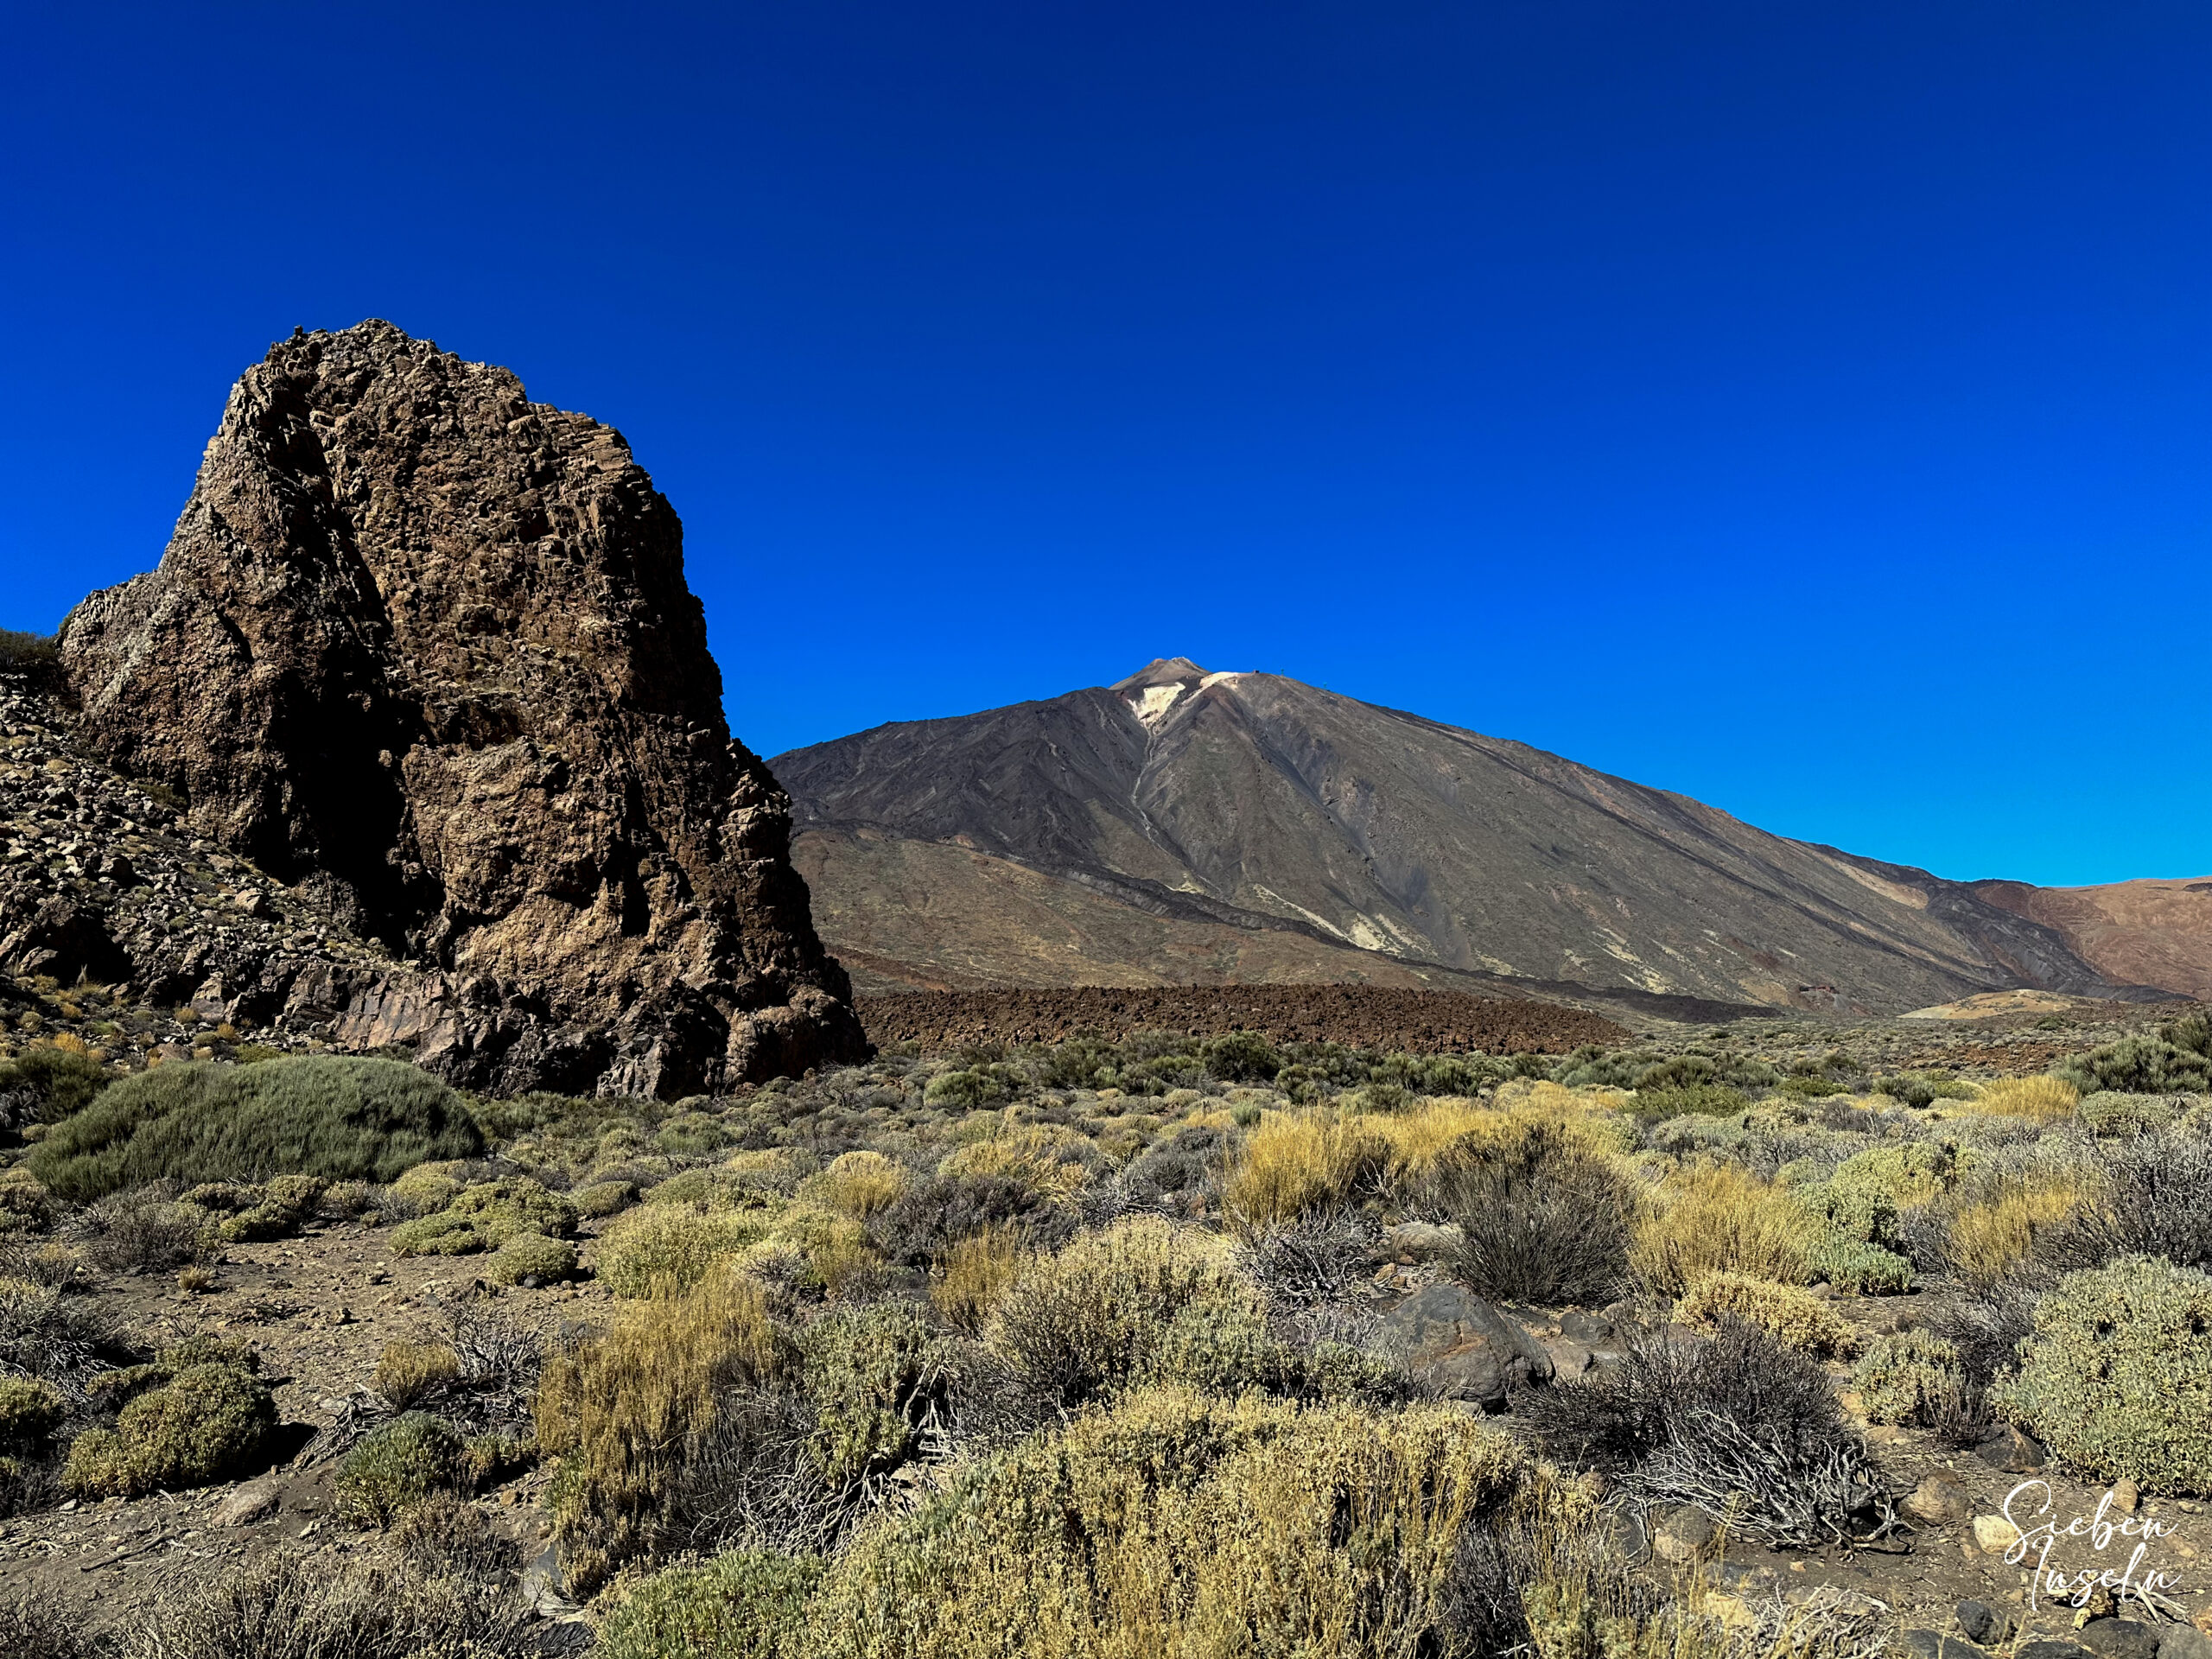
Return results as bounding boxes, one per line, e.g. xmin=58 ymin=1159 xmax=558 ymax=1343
xmin=776 ymin=658 xmax=2175 ymax=1016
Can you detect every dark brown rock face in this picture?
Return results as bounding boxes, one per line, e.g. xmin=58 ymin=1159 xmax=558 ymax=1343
xmin=60 ymin=321 xmax=864 ymax=1096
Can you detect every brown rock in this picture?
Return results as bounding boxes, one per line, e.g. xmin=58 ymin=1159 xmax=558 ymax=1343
xmin=1381 ymin=1283 xmax=1554 ymax=1409
xmin=210 ymin=1478 xmax=281 ymax=1527
xmin=1904 ymin=1471 xmax=1971 ymax=1524
xmin=1974 ymin=1425 xmax=2047 ymax=1473
xmin=60 ymin=321 xmax=865 ymax=1095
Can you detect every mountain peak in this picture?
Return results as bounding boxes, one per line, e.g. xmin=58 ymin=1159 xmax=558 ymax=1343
xmin=1110 ymin=658 xmax=1209 ymax=692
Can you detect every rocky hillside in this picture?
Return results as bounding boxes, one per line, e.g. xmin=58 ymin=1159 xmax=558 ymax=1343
xmin=44 ymin=321 xmax=862 ymax=1096
xmin=1971 ymin=875 xmax=2212 ymax=1003
xmin=778 ymin=658 xmax=2166 ymax=1017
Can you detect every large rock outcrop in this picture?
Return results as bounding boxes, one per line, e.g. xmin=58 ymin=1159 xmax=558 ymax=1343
xmin=59 ymin=321 xmax=864 ymax=1096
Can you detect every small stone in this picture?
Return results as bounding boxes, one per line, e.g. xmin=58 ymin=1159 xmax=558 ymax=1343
xmin=1972 ymin=1514 xmax=2023 ymax=1552
xmin=1957 ymin=1599 xmax=2006 ymax=1644
xmin=1906 ymin=1472 xmax=1972 ymax=1524
xmin=211 ymin=1479 xmax=280 ymax=1528
xmin=2110 ymin=1478 xmax=2139 ymax=1514
xmin=2075 ymin=1620 xmax=2159 ymax=1659
xmin=1975 ymin=1425 xmax=2047 ymax=1472
xmin=1653 ymin=1505 xmax=1719 ymax=1564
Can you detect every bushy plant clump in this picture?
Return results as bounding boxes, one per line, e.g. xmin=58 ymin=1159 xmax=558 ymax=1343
xmin=1629 ymin=1165 xmax=1815 ymax=1296
xmin=1850 ymin=1332 xmax=1966 ymax=1427
xmin=1990 ymin=1255 xmax=2212 ymax=1494
xmin=0 ymin=1042 xmax=111 ymax=1126
xmin=1439 ymin=1122 xmax=1636 ymax=1305
xmin=64 ymin=1358 xmax=275 ymax=1497
xmin=985 ymin=1216 xmax=1264 ymax=1406
xmin=1673 ymin=1271 xmax=1854 ymax=1357
xmin=389 ymin=1176 xmax=577 ymax=1257
xmin=2053 ymin=1014 xmax=2212 ymax=1097
xmin=596 ymin=1549 xmax=824 ymax=1659
xmin=336 ymin=1412 xmax=473 ymax=1526
xmin=30 ymin=1057 xmax=480 ymax=1202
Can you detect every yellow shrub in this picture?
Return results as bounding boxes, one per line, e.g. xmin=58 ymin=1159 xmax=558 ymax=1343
xmin=373 ymin=1340 xmax=461 ymax=1409
xmin=740 ymin=1202 xmax=879 ymax=1296
xmin=1630 ymin=1164 xmax=1816 ymax=1295
xmin=1675 ymin=1270 xmax=1855 ymax=1357
xmin=1222 ymin=1110 xmax=1388 ymax=1227
xmin=937 ymin=1125 xmax=1095 ymax=1204
xmin=929 ymin=1224 xmax=1025 ymax=1337
xmin=594 ymin=1200 xmax=782 ymax=1298
xmin=536 ymin=1270 xmax=792 ymax=1594
xmin=799 ymin=1150 xmax=911 ymax=1220
xmin=387 ymin=1162 xmax=465 ymax=1219
xmin=810 ymin=1386 xmax=1528 ymax=1659
xmin=1964 ymin=1076 xmax=2080 ymax=1122
xmin=1948 ymin=1171 xmax=2092 ymax=1286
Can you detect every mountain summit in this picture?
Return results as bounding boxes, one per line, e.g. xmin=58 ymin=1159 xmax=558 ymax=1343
xmin=775 ymin=663 xmax=2164 ymax=1015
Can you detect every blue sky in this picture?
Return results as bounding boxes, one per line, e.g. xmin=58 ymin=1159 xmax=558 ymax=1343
xmin=3 ymin=2 xmax=2208 ymax=887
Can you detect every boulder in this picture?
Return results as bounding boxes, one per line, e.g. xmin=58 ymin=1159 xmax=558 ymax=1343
xmin=1956 ymin=1599 xmax=2008 ymax=1645
xmin=1652 ymin=1504 xmax=1719 ymax=1564
xmin=1975 ymin=1424 xmax=2047 ymax=1472
xmin=2161 ymin=1628 xmax=2212 ymax=1659
xmin=60 ymin=321 xmax=865 ymax=1096
xmin=2077 ymin=1622 xmax=2163 ymax=1659
xmin=1901 ymin=1633 xmax=1988 ymax=1659
xmin=1381 ymin=1283 xmax=1553 ymax=1408
xmin=210 ymin=1478 xmax=281 ymax=1527
xmin=1904 ymin=1471 xmax=1971 ymax=1524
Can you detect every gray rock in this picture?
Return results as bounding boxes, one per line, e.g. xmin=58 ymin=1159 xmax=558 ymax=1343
xmin=1975 ymin=1424 xmax=2047 ymax=1472
xmin=1904 ymin=1471 xmax=1970 ymax=1523
xmin=2160 ymin=1627 xmax=2212 ymax=1659
xmin=2018 ymin=1643 xmax=2095 ymax=1659
xmin=1381 ymin=1284 xmax=1553 ymax=1409
xmin=1956 ymin=1599 xmax=2006 ymax=1644
xmin=210 ymin=1478 xmax=281 ymax=1527
xmin=1559 ymin=1308 xmax=1616 ymax=1342
xmin=1652 ymin=1504 xmax=1718 ymax=1564
xmin=1901 ymin=1632 xmax=1988 ymax=1659
xmin=2076 ymin=1622 xmax=2163 ymax=1659
xmin=1384 ymin=1221 xmax=1463 ymax=1262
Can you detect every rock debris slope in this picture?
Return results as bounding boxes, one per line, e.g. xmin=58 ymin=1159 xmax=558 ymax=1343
xmin=778 ymin=658 xmax=2163 ymax=1015
xmin=58 ymin=321 xmax=863 ymax=1096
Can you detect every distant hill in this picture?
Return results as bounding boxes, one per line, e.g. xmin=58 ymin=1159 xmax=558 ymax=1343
xmin=1970 ymin=875 xmax=2212 ymax=1002
xmin=775 ymin=658 xmax=2174 ymax=1017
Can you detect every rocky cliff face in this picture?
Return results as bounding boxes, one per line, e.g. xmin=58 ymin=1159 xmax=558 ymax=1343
xmin=58 ymin=321 xmax=864 ymax=1096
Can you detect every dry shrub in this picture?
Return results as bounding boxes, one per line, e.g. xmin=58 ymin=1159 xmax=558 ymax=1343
xmin=374 ymin=1340 xmax=461 ymax=1410
xmin=535 ymin=1269 xmax=795 ymax=1592
xmin=111 ymin=1548 xmax=533 ymax=1659
xmin=1947 ymin=1171 xmax=2091 ymax=1287
xmin=1849 ymin=1332 xmax=1966 ymax=1427
xmin=1440 ymin=1121 xmax=1638 ymax=1305
xmin=929 ymin=1224 xmax=1025 ymax=1337
xmin=937 ymin=1125 xmax=1097 ymax=1204
xmin=1630 ymin=1164 xmax=1816 ymax=1296
xmin=985 ymin=1215 xmax=1262 ymax=1406
xmin=810 ymin=1386 xmax=1528 ymax=1659
xmin=800 ymin=1151 xmax=911 ymax=1219
xmin=594 ymin=1200 xmax=782 ymax=1298
xmin=1966 ymin=1075 xmax=2080 ymax=1122
xmin=1675 ymin=1271 xmax=1855 ymax=1357
xmin=1223 ymin=1111 xmax=1387 ymax=1227
xmin=0 ymin=1592 xmax=86 ymax=1659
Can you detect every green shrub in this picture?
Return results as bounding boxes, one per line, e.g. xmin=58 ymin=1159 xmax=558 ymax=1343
xmin=0 ymin=1043 xmax=111 ymax=1125
xmin=922 ymin=1067 xmax=1014 ymax=1109
xmin=800 ymin=1302 xmax=952 ymax=1490
xmin=1991 ymin=1255 xmax=2212 ymax=1494
xmin=29 ymin=1058 xmax=480 ymax=1202
xmin=594 ymin=1201 xmax=783 ymax=1298
xmin=2053 ymin=1034 xmax=2211 ymax=1099
xmin=0 ymin=1168 xmax=54 ymax=1236
xmin=573 ymin=1179 xmax=639 ymax=1218
xmin=598 ymin=1549 xmax=824 ymax=1659
xmin=1631 ymin=1083 xmax=1746 ymax=1119
xmin=388 ymin=1163 xmax=466 ymax=1217
xmin=335 ymin=1412 xmax=472 ymax=1526
xmin=0 ymin=630 xmax=57 ymax=675
xmin=0 ymin=1377 xmax=64 ymax=1446
xmin=184 ymin=1173 xmax=330 ymax=1242
xmin=986 ymin=1216 xmax=1265 ymax=1406
xmin=2078 ymin=1091 xmax=2184 ymax=1136
xmin=390 ymin=1178 xmax=577 ymax=1257
xmin=1851 ymin=1332 xmax=1965 ymax=1427
xmin=484 ymin=1230 xmax=578 ymax=1285
xmin=1808 ymin=1234 xmax=1915 ymax=1294
xmin=64 ymin=1362 xmax=275 ymax=1497
xmin=1674 ymin=1270 xmax=1854 ymax=1356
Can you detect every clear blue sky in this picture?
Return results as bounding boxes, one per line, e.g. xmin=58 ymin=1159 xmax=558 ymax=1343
xmin=3 ymin=3 xmax=2207 ymax=887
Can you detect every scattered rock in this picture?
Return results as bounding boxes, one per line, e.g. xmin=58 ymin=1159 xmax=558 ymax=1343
xmin=1380 ymin=1283 xmax=1553 ymax=1409
xmin=1652 ymin=1505 xmax=1719 ymax=1564
xmin=1972 ymin=1515 xmax=2023 ymax=1553
xmin=209 ymin=1479 xmax=281 ymax=1527
xmin=1383 ymin=1221 xmax=1462 ymax=1262
xmin=1905 ymin=1471 xmax=1972 ymax=1524
xmin=1559 ymin=1309 xmax=1616 ymax=1343
xmin=1975 ymin=1424 xmax=2047 ymax=1472
xmin=1902 ymin=1633 xmax=1989 ymax=1659
xmin=2111 ymin=1478 xmax=2139 ymax=1514
xmin=1957 ymin=1599 xmax=2008 ymax=1645
xmin=1548 ymin=1338 xmax=1596 ymax=1378
xmin=2076 ymin=1621 xmax=2162 ymax=1659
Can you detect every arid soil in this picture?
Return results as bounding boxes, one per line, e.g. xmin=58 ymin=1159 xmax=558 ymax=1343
xmin=856 ymin=984 xmax=1631 ymax=1054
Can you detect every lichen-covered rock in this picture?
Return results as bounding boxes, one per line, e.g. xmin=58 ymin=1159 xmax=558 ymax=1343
xmin=60 ymin=321 xmax=864 ymax=1096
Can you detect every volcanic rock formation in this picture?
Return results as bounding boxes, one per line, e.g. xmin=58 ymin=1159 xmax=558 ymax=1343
xmin=58 ymin=321 xmax=864 ymax=1096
